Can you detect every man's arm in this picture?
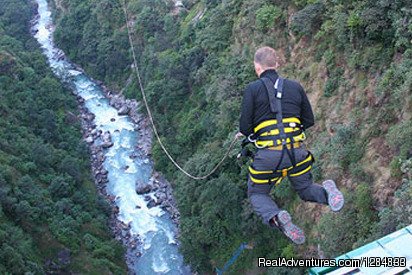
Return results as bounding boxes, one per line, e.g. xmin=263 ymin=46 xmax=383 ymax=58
xmin=299 ymin=85 xmax=315 ymax=130
xmin=239 ymin=84 xmax=254 ymax=136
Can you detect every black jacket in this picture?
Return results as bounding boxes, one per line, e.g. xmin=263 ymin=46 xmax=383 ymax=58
xmin=239 ymin=70 xmax=314 ymax=136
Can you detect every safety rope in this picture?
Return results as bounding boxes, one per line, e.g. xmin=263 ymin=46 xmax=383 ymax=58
xmin=120 ymin=0 xmax=239 ymax=180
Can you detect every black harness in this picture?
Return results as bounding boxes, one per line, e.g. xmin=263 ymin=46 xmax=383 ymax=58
xmin=260 ymin=77 xmax=297 ymax=169
xmin=240 ymin=76 xmax=314 ymax=185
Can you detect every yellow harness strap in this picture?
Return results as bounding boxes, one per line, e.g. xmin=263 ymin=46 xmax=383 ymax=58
xmin=248 ymin=153 xmax=314 ymax=185
xmin=252 ymin=117 xmax=306 ymax=148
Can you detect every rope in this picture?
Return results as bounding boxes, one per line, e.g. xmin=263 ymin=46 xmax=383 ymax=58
xmin=120 ymin=0 xmax=240 ymax=180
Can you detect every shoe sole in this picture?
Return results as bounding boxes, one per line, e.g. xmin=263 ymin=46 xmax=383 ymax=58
xmin=277 ymin=211 xmax=305 ymax=245
xmin=323 ymin=180 xmax=344 ymax=212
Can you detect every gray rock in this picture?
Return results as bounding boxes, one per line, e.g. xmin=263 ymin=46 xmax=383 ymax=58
xmin=96 ymin=153 xmax=105 ymax=163
xmin=102 ymin=131 xmax=111 ymax=142
xmin=101 ymin=141 xmax=114 ymax=148
xmin=155 ymin=192 xmax=167 ymax=203
xmin=85 ymin=136 xmax=94 ymax=143
xmin=96 ymin=173 xmax=104 ymax=184
xmin=85 ymin=113 xmax=95 ymax=121
xmin=136 ymin=180 xmax=151 ymax=194
xmin=118 ymin=105 xmax=130 ymax=116
xmin=147 ymin=199 xmax=158 ymax=208
xmin=110 ymin=96 xmax=123 ymax=109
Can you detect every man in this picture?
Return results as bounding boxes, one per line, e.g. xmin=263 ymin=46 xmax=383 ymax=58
xmin=237 ymin=46 xmax=344 ymax=245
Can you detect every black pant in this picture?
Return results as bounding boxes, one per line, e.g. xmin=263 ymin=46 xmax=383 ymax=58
xmin=247 ymin=146 xmax=328 ymax=225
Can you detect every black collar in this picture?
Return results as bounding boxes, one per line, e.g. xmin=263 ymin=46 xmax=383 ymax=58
xmin=260 ymin=69 xmax=279 ymax=84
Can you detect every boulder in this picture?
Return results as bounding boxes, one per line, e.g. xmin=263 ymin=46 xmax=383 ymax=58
xmin=96 ymin=173 xmax=104 ymax=183
xmin=155 ymin=192 xmax=167 ymax=203
xmin=102 ymin=131 xmax=111 ymax=142
xmin=110 ymin=96 xmax=123 ymax=109
xmin=101 ymin=141 xmax=114 ymax=148
xmin=85 ymin=136 xmax=94 ymax=143
xmin=118 ymin=105 xmax=130 ymax=116
xmin=136 ymin=180 xmax=151 ymax=194
xmin=147 ymin=199 xmax=158 ymax=208
xmin=85 ymin=113 xmax=95 ymax=121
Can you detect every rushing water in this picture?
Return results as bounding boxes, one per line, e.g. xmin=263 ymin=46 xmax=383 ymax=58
xmin=32 ymin=0 xmax=189 ymax=274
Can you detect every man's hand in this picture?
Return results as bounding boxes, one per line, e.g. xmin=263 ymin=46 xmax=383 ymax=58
xmin=235 ymin=132 xmax=244 ymax=139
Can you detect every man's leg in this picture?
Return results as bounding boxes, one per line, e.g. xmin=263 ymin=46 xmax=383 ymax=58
xmin=288 ymin=165 xmax=344 ymax=211
xmin=288 ymin=171 xmax=328 ymax=205
xmin=287 ymin=147 xmax=344 ymax=211
xmin=247 ymin=149 xmax=282 ymax=225
xmin=247 ymin=176 xmax=305 ymax=244
xmin=247 ymin=176 xmax=280 ymax=225
xmin=247 ymin=149 xmax=305 ymax=244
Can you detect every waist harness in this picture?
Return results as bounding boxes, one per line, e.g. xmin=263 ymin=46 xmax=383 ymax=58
xmin=249 ymin=152 xmax=314 ymax=185
xmin=248 ymin=76 xmax=314 ymax=185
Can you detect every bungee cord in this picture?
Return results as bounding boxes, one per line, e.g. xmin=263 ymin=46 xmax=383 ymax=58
xmin=120 ymin=0 xmax=240 ymax=180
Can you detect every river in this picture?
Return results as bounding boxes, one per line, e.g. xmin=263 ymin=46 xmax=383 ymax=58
xmin=31 ymin=0 xmax=190 ymax=274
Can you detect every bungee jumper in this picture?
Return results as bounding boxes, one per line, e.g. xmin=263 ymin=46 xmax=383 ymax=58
xmin=122 ymin=0 xmax=343 ymax=246
xmin=236 ymin=46 xmax=345 ymax=245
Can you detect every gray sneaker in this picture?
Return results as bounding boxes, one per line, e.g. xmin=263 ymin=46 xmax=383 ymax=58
xmin=274 ymin=210 xmax=305 ymax=245
xmin=323 ymin=180 xmax=344 ymax=212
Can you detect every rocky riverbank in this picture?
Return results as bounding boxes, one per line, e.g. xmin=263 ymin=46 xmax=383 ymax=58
xmin=75 ymin=78 xmax=181 ymax=267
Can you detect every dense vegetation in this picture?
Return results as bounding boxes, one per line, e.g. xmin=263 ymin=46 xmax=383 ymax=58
xmin=0 ymin=1 xmax=126 ymax=273
xmin=54 ymin=0 xmax=412 ymax=273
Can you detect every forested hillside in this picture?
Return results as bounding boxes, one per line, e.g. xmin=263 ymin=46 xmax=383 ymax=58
xmin=53 ymin=0 xmax=412 ymax=273
xmin=0 ymin=1 xmax=126 ymax=273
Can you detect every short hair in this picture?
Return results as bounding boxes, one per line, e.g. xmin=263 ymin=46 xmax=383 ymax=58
xmin=254 ymin=47 xmax=279 ymax=69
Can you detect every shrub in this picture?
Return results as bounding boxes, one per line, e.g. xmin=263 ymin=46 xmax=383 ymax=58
xmin=347 ymin=11 xmax=362 ymax=30
xmin=318 ymin=201 xmax=357 ymax=256
xmin=354 ymin=183 xmax=377 ymax=241
xmin=255 ymin=4 xmax=282 ymax=32
xmin=374 ymin=159 xmax=412 ymax=237
xmin=386 ymin=120 xmax=412 ymax=157
xmin=318 ymin=183 xmax=378 ymax=257
xmin=290 ymin=3 xmax=325 ymax=37
xmin=328 ymin=124 xmax=365 ymax=169
xmin=324 ymin=76 xmax=340 ymax=97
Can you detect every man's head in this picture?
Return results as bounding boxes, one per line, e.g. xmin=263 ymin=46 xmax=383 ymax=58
xmin=254 ymin=46 xmax=281 ymax=77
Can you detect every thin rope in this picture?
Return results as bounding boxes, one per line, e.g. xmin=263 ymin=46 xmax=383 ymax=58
xmin=120 ymin=0 xmax=239 ymax=180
